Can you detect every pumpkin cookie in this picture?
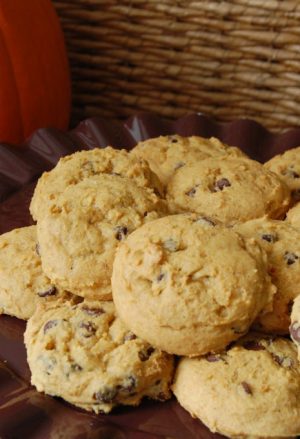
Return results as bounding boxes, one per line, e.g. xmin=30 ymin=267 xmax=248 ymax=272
xmin=167 ymin=157 xmax=291 ymax=225
xmin=30 ymin=146 xmax=163 ymax=221
xmin=0 ymin=226 xmax=68 ymax=320
xmin=24 ymin=299 xmax=174 ymax=414
xmin=37 ymin=174 xmax=166 ymax=300
xmin=265 ymin=146 xmax=300 ymax=203
xmin=173 ymin=333 xmax=300 ymax=438
xmin=286 ymin=202 xmax=300 ymax=228
xmin=235 ymin=218 xmax=300 ymax=334
xmin=131 ymin=134 xmax=246 ymax=186
xmin=112 ymin=214 xmax=275 ymax=356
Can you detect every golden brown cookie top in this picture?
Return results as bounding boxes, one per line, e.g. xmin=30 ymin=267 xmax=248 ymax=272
xmin=0 ymin=226 xmax=68 ymax=320
xmin=265 ymin=146 xmax=300 ymax=203
xmin=25 ymin=298 xmax=174 ymax=414
xmin=173 ymin=333 xmax=300 ymax=438
xmin=37 ymin=174 xmax=167 ymax=300
xmin=131 ymin=134 xmax=246 ymax=186
xmin=235 ymin=218 xmax=300 ymax=334
xmin=166 ymin=157 xmax=291 ymax=225
xmin=112 ymin=214 xmax=275 ymax=356
xmin=30 ymin=146 xmax=163 ymax=221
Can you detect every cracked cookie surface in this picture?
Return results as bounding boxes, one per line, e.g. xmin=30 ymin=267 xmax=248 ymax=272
xmin=24 ymin=298 xmax=174 ymax=413
xmin=37 ymin=174 xmax=166 ymax=300
xmin=30 ymin=147 xmax=163 ymax=221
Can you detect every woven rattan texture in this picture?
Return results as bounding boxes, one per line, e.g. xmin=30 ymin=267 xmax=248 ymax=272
xmin=54 ymin=0 xmax=300 ymax=131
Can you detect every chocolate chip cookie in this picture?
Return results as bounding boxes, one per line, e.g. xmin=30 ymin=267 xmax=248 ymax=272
xmin=173 ymin=333 xmax=300 ymax=438
xmin=0 ymin=226 xmax=68 ymax=320
xmin=131 ymin=134 xmax=246 ymax=186
xmin=265 ymin=146 xmax=300 ymax=203
xmin=30 ymin=147 xmax=163 ymax=221
xmin=235 ymin=218 xmax=300 ymax=334
xmin=25 ymin=299 xmax=174 ymax=413
xmin=112 ymin=214 xmax=275 ymax=356
xmin=37 ymin=174 xmax=166 ymax=300
xmin=167 ymin=157 xmax=291 ymax=225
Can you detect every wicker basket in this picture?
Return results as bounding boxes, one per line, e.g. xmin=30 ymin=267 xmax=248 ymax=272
xmin=53 ymin=0 xmax=300 ymax=131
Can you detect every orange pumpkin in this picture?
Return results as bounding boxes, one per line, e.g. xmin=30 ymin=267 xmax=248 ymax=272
xmin=0 ymin=0 xmax=71 ymax=143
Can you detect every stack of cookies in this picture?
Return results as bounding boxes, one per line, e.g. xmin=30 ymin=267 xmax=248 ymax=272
xmin=3 ymin=135 xmax=300 ymax=437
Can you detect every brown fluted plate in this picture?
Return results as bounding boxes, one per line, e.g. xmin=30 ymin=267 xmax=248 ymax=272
xmin=1 ymin=113 xmax=300 ymax=439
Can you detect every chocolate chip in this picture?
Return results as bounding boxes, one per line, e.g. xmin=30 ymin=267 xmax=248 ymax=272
xmin=156 ymin=273 xmax=165 ymax=282
xmin=283 ymin=168 xmax=300 ymax=178
xmin=271 ymin=353 xmax=283 ymax=366
xmin=119 ymin=375 xmax=137 ymax=393
xmin=292 ymin=189 xmax=300 ymax=201
xmin=115 ymin=226 xmax=128 ymax=241
xmin=261 ymin=234 xmax=278 ymax=243
xmin=163 ymin=238 xmax=178 ymax=252
xmin=110 ymin=172 xmax=121 ymax=176
xmin=284 ymin=251 xmax=299 ymax=265
xmin=123 ymin=332 xmax=137 ymax=342
xmin=242 ymin=340 xmax=265 ymax=351
xmin=174 ymin=161 xmax=185 ymax=170
xmin=169 ymin=136 xmax=178 ymax=143
xmin=79 ymin=321 xmax=97 ymax=337
xmin=139 ymin=346 xmax=155 ymax=361
xmin=241 ymin=381 xmax=252 ymax=395
xmin=38 ymin=286 xmax=57 ymax=298
xmin=93 ymin=388 xmax=118 ymax=403
xmin=70 ymin=363 xmax=82 ymax=372
xmin=43 ymin=320 xmax=58 ymax=334
xmin=185 ymin=187 xmax=197 ymax=197
xmin=35 ymin=243 xmax=41 ymax=256
xmin=268 ymin=266 xmax=276 ymax=275
xmin=214 ymin=178 xmax=231 ymax=192
xmin=156 ymin=392 xmax=169 ymax=401
xmin=81 ymin=306 xmax=104 ymax=317
xmin=231 ymin=327 xmax=246 ymax=335
xmin=271 ymin=353 xmax=294 ymax=369
xmin=290 ymin=321 xmax=300 ymax=344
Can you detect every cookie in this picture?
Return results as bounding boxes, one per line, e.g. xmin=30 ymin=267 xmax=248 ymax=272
xmin=265 ymin=146 xmax=300 ymax=202
xmin=173 ymin=333 xmax=300 ymax=438
xmin=37 ymin=174 xmax=166 ymax=300
xmin=24 ymin=298 xmax=174 ymax=414
xmin=286 ymin=202 xmax=300 ymax=228
xmin=235 ymin=218 xmax=300 ymax=334
xmin=131 ymin=134 xmax=247 ymax=186
xmin=112 ymin=214 xmax=275 ymax=356
xmin=166 ymin=157 xmax=291 ymax=225
xmin=0 ymin=226 xmax=69 ymax=320
xmin=30 ymin=146 xmax=163 ymax=221
xmin=289 ymin=295 xmax=300 ymax=358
